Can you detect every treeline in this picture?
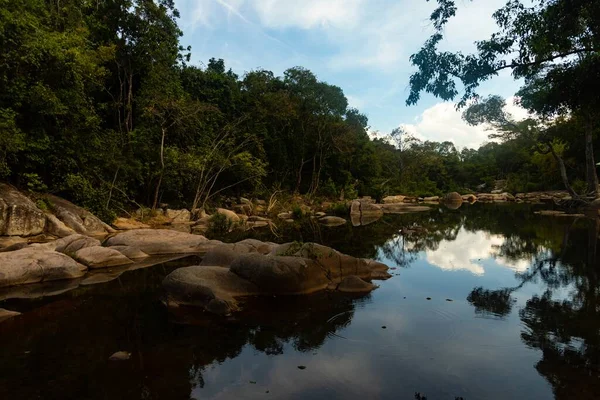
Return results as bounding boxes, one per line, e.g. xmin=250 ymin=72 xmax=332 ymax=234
xmin=0 ymin=0 xmax=590 ymax=222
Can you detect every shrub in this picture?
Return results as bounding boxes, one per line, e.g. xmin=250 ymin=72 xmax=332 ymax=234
xmin=207 ymin=212 xmax=232 ymax=237
xmin=327 ymin=202 xmax=349 ymax=216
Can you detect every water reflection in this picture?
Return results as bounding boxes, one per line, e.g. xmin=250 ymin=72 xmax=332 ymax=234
xmin=0 ymin=204 xmax=599 ymax=399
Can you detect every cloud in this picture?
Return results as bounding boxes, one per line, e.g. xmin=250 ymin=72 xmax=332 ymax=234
xmin=424 ymin=229 xmax=532 ymax=276
xmin=399 ymin=97 xmax=529 ymax=149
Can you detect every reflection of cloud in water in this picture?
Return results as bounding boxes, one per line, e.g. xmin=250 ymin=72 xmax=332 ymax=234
xmin=423 ymin=229 xmax=531 ymax=275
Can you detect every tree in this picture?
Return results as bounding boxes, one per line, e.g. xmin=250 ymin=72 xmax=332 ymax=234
xmin=407 ymin=0 xmax=600 ymax=197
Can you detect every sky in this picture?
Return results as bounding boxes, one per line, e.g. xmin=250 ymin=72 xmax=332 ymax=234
xmin=174 ymin=0 xmax=527 ymax=149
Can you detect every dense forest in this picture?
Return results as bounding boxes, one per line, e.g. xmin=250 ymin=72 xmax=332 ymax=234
xmin=1 ymin=0 xmax=598 ymax=221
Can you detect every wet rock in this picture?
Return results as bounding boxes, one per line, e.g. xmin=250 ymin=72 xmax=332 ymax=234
xmin=73 ymin=246 xmax=133 ymax=269
xmin=314 ymin=212 xmax=326 ymax=218
xmin=199 ymin=243 xmax=258 ymax=267
xmin=0 ymin=183 xmax=46 ymax=236
xmin=337 ymin=275 xmax=376 ymax=293
xmin=163 ymin=266 xmax=261 ymax=314
xmin=108 ymin=245 xmax=149 ymax=259
xmin=423 ymin=196 xmax=440 ymax=203
xmin=443 ymin=192 xmax=463 ymax=203
xmin=318 ymin=216 xmax=347 ymax=226
xmin=0 ymin=247 xmax=87 ymax=287
xmin=426 ymin=297 xmax=432 ymax=300
xmin=109 ymin=351 xmax=131 ymax=361
xmin=105 ymin=229 xmax=221 ymax=255
xmin=297 ymin=366 xmax=306 ymax=370
xmin=112 ymin=217 xmax=150 ymax=230
xmin=381 ymin=326 xmax=387 ymax=329
xmin=0 ymin=308 xmax=21 ymax=323
xmin=462 ymin=194 xmax=477 ymax=203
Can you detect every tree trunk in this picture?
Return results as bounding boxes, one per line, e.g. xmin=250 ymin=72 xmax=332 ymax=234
xmin=584 ymin=124 xmax=599 ymax=197
xmin=152 ymin=127 xmax=166 ymax=210
xmin=548 ymin=145 xmax=578 ymax=197
xmin=295 ymin=157 xmax=305 ymax=193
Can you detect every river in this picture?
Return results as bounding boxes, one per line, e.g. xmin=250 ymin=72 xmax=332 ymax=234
xmin=1 ymin=203 xmax=598 ymax=399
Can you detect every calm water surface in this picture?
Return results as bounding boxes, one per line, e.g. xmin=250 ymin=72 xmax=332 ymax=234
xmin=1 ymin=204 xmax=599 ymax=399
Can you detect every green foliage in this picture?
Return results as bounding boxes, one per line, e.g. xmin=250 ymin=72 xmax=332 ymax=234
xmin=291 ymin=206 xmax=305 ymax=220
xmin=327 ymin=202 xmax=349 ymax=217
xmin=207 ymin=213 xmax=232 ymax=237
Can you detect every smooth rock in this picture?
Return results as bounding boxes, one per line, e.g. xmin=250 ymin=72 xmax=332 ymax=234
xmin=0 ymin=247 xmax=87 ymax=287
xmin=109 ymin=351 xmax=131 ymax=361
xmin=73 ymin=246 xmax=134 ymax=269
xmin=105 ymin=229 xmax=221 ymax=255
xmin=165 ymin=209 xmax=191 ymax=223
xmin=108 ymin=245 xmax=149 ymax=259
xmin=336 ymin=275 xmax=376 ymax=293
xmin=43 ymin=194 xmax=113 ymax=235
xmin=382 ymin=195 xmax=406 ymax=204
xmin=44 ymin=214 xmax=76 ymax=238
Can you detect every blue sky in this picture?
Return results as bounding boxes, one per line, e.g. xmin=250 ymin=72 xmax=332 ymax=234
xmin=174 ymin=0 xmax=526 ymax=149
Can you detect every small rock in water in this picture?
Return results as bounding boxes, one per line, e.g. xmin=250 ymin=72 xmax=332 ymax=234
xmin=426 ymin=297 xmax=432 ymax=300
xmin=446 ymin=298 xmax=453 ymax=302
xmin=297 ymin=365 xmax=306 ymax=370
xmin=381 ymin=326 xmax=387 ymax=329
xmin=249 ymin=381 xmax=257 ymax=384
xmin=109 ymin=351 xmax=131 ymax=361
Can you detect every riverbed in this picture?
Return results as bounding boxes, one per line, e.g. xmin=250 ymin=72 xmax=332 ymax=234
xmin=1 ymin=203 xmax=598 ymax=399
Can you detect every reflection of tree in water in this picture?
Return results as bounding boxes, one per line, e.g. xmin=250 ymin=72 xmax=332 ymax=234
xmin=466 ymin=216 xmax=600 ymax=399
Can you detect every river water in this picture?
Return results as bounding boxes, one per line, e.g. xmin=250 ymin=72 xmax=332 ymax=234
xmin=1 ymin=203 xmax=598 ymax=399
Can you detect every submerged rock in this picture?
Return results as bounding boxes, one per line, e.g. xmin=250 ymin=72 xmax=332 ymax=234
xmin=336 ymin=275 xmax=376 ymax=293
xmin=318 ymin=216 xmax=347 ymax=226
xmin=109 ymin=351 xmax=131 ymax=361
xmin=108 ymin=245 xmax=149 ymax=259
xmin=0 ymin=308 xmax=21 ymax=323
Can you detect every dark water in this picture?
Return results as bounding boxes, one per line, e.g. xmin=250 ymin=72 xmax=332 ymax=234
xmin=1 ymin=204 xmax=599 ymax=400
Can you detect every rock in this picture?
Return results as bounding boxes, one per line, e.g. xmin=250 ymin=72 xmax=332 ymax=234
xmin=73 ymin=246 xmax=134 ymax=269
xmin=379 ymin=203 xmax=431 ymax=214
xmin=109 ymin=351 xmax=131 ymax=361
xmin=105 ymin=229 xmax=221 ymax=255
xmin=163 ymin=266 xmax=261 ymax=314
xmin=382 ymin=195 xmax=406 ymax=204
xmin=191 ymin=208 xmax=208 ymax=221
xmin=350 ymin=200 xmax=383 ymax=226
xmin=443 ymin=192 xmax=463 ymax=203
xmin=0 ymin=308 xmax=20 ymax=323
xmin=277 ymin=212 xmax=293 ymax=220
xmin=199 ymin=243 xmax=258 ymax=267
xmin=112 ymin=217 xmax=150 ymax=230
xmin=402 ymin=196 xmax=419 ymax=203
xmin=216 ymin=208 xmax=241 ymax=223
xmin=351 ymin=213 xmax=381 ymax=226
xmin=42 ymin=194 xmax=113 ymax=235
xmin=462 ymin=194 xmax=477 ymax=203
xmin=164 ymin=209 xmax=191 ymax=223
xmin=0 ymin=183 xmax=46 ymax=236
xmin=44 ymin=214 xmax=77 ymax=237
xmin=0 ymin=237 xmax=28 ymax=252
xmin=318 ymin=216 xmax=347 ymax=226
xmin=315 ymin=212 xmax=326 ymax=218
xmin=0 ymin=247 xmax=87 ymax=287
xmin=233 ymin=204 xmax=252 ymax=215
xmin=336 ymin=275 xmax=376 ymax=293
xmin=55 ymin=234 xmax=101 ymax=255
xmin=423 ymin=196 xmax=440 ymax=203
xmin=107 ymin=245 xmax=149 ymax=259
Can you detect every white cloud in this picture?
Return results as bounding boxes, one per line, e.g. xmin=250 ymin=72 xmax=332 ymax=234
xmin=424 ymin=229 xmax=532 ymax=276
xmin=399 ymin=97 xmax=530 ymax=149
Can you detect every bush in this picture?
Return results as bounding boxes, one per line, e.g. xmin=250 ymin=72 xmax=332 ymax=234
xmin=207 ymin=213 xmax=232 ymax=237
xmin=291 ymin=205 xmax=304 ymax=219
xmin=327 ymin=202 xmax=349 ymax=216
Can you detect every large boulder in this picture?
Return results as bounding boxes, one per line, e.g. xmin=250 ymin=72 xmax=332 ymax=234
xmin=57 ymin=235 xmax=102 ymax=254
xmin=73 ymin=246 xmax=134 ymax=269
xmin=163 ymin=266 xmax=261 ymax=315
xmin=41 ymin=194 xmax=114 ymax=236
xmin=199 ymin=243 xmax=258 ymax=267
xmin=350 ymin=200 xmax=383 ymax=226
xmin=0 ymin=183 xmax=46 ymax=236
xmin=443 ymin=192 xmax=463 ymax=203
xmin=105 ymin=229 xmax=221 ymax=255
xmin=0 ymin=247 xmax=87 ymax=287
